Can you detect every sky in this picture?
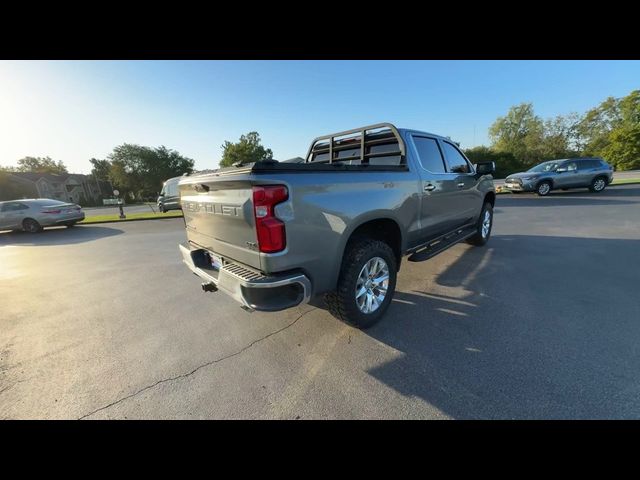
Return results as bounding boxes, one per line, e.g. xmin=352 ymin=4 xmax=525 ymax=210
xmin=1 ymin=60 xmax=639 ymax=174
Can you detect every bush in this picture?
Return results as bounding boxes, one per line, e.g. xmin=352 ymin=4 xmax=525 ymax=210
xmin=464 ymin=146 xmax=524 ymax=178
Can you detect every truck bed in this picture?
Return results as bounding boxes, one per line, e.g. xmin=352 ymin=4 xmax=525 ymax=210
xmin=179 ymin=164 xmax=421 ymax=295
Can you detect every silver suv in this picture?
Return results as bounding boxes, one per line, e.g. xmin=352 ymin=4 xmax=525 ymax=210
xmin=504 ymin=158 xmax=614 ymax=196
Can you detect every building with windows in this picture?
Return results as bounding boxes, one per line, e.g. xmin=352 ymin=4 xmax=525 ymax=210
xmin=0 ymin=172 xmax=112 ymax=205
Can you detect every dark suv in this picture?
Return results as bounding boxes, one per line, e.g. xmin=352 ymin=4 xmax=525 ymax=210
xmin=157 ymin=176 xmax=183 ymax=213
xmin=504 ymin=158 xmax=614 ymax=196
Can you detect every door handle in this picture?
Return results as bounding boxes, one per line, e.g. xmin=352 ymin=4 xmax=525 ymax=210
xmin=457 ymin=182 xmax=465 ymax=188
xmin=424 ymin=184 xmax=436 ymax=192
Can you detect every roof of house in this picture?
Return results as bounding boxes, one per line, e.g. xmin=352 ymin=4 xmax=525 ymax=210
xmin=9 ymin=172 xmax=95 ymax=183
xmin=9 ymin=172 xmax=70 ymax=182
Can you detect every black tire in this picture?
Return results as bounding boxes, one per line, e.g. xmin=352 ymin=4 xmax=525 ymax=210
xmin=511 ymin=190 xmax=521 ymax=194
xmin=23 ymin=218 xmax=42 ymax=233
xmin=66 ymin=222 xmax=76 ymax=228
xmin=536 ymin=180 xmax=552 ymax=196
xmin=562 ymin=188 xmax=569 ymax=191
xmin=467 ymin=202 xmax=493 ymax=246
xmin=589 ymin=176 xmax=607 ymax=193
xmin=325 ymin=238 xmax=397 ymax=329
xmin=159 ymin=206 xmax=165 ymax=213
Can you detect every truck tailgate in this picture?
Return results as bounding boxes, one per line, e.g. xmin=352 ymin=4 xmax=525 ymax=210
xmin=179 ymin=175 xmax=261 ymax=270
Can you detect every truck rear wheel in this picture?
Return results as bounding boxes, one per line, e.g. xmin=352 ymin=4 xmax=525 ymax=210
xmin=325 ymin=239 xmax=397 ymax=329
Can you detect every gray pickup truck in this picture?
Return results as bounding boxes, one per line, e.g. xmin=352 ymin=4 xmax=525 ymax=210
xmin=179 ymin=123 xmax=496 ymax=328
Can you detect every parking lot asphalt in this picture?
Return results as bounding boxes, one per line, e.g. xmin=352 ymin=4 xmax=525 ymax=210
xmin=1 ymin=185 xmax=640 ymax=419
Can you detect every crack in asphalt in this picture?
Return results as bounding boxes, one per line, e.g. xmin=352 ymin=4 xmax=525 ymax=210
xmin=0 ymin=379 xmax=27 ymax=398
xmin=78 ymin=308 xmax=315 ymax=420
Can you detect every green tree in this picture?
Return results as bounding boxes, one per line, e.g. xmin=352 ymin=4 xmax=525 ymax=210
xmin=105 ymin=144 xmax=195 ymax=200
xmin=16 ymin=156 xmax=67 ymax=174
xmin=575 ymin=90 xmax=640 ymax=170
xmin=469 ymin=89 xmax=640 ymax=176
xmin=104 ymin=159 xmax=132 ymax=199
xmin=602 ymin=125 xmax=640 ymax=170
xmin=540 ymin=114 xmax=580 ymax=160
xmin=489 ymin=103 xmax=546 ymax=168
xmin=575 ymin=96 xmax=621 ymax=156
xmin=219 ymin=132 xmax=273 ymax=168
xmin=89 ymin=158 xmax=111 ymax=180
xmin=464 ymin=146 xmax=521 ymax=179
xmin=489 ymin=104 xmax=585 ymax=169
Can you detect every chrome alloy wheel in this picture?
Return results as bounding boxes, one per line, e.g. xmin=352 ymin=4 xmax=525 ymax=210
xmin=481 ymin=209 xmax=492 ymax=238
xmin=593 ymin=178 xmax=606 ymax=191
xmin=355 ymin=256 xmax=389 ymax=314
xmin=538 ymin=183 xmax=551 ymax=195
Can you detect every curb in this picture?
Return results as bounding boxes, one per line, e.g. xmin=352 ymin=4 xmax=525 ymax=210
xmin=79 ymin=214 xmax=183 ymax=225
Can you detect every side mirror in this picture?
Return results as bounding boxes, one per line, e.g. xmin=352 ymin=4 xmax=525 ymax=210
xmin=475 ymin=161 xmax=495 ymax=176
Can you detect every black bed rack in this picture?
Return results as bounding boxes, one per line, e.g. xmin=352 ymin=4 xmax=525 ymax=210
xmin=304 ymin=123 xmax=406 ymax=164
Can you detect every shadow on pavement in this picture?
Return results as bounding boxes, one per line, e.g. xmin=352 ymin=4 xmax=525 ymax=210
xmin=0 ymin=225 xmax=124 ymax=247
xmin=365 ymin=235 xmax=640 ymax=419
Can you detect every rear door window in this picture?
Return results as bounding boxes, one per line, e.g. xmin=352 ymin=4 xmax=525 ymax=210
xmin=1 ymin=202 xmax=28 ymax=212
xmin=412 ymin=137 xmax=446 ymax=173
xmin=579 ymin=160 xmax=600 ymax=170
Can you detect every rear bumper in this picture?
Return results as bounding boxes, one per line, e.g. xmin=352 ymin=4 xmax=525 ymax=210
xmin=56 ymin=213 xmax=85 ymax=222
xmin=179 ymin=243 xmax=311 ymax=312
xmin=43 ymin=212 xmax=85 ymax=225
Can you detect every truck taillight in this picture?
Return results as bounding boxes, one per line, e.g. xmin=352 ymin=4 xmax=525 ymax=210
xmin=252 ymin=185 xmax=288 ymax=253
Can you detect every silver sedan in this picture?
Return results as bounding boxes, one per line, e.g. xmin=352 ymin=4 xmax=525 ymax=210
xmin=0 ymin=198 xmax=85 ymax=233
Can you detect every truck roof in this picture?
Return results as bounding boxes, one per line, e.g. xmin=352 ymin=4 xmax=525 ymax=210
xmin=398 ymin=128 xmax=451 ymax=142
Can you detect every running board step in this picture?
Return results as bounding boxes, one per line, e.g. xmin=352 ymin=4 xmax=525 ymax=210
xmin=407 ymin=225 xmax=476 ymax=262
